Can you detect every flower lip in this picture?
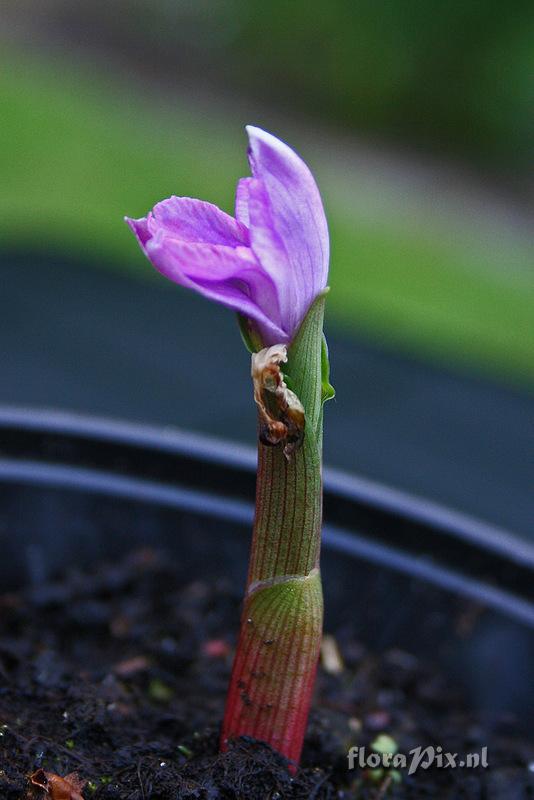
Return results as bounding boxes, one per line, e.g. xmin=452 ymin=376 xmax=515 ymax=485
xmin=125 ymin=126 xmax=329 ymax=347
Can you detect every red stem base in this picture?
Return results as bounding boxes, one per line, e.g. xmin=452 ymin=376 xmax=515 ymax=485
xmin=221 ymin=573 xmax=323 ymax=769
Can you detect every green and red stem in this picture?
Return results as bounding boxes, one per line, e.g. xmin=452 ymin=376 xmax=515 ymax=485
xmin=221 ymin=294 xmax=332 ymax=768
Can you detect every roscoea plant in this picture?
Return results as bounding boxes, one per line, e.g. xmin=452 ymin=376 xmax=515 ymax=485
xmin=126 ymin=125 xmax=334 ymax=769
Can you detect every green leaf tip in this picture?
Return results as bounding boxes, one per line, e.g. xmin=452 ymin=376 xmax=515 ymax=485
xmin=321 ymin=334 xmax=335 ymax=405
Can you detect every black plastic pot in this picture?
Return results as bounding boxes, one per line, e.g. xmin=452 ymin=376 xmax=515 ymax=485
xmin=0 ymin=406 xmax=533 ymax=729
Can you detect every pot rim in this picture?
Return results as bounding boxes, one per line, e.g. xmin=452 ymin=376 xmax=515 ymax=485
xmin=1 ymin=405 xmax=533 ymax=626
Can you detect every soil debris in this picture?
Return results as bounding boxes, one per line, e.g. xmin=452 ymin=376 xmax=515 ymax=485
xmin=0 ymin=549 xmax=532 ymax=799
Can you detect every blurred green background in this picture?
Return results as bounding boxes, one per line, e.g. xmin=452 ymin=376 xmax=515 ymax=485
xmin=1 ymin=0 xmax=533 ymax=386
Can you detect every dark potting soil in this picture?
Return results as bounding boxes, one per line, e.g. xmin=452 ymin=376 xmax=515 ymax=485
xmin=0 ymin=550 xmax=532 ymax=800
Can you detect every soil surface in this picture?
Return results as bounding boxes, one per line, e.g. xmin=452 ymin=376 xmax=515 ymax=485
xmin=0 ymin=549 xmax=533 ymax=799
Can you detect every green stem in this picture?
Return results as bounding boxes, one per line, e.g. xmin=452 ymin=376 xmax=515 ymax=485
xmin=221 ymin=294 xmax=330 ymax=768
xmin=249 ymin=309 xmax=325 ymax=583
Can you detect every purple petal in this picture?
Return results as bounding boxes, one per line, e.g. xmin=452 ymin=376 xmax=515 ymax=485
xmin=245 ymin=177 xmax=297 ymax=335
xmin=126 ymin=215 xmax=152 ymax=249
xmin=145 ymin=233 xmax=286 ymax=344
xmin=235 ymin=178 xmax=252 ymax=226
xmin=246 ymin=126 xmax=329 ymax=319
xmin=149 ymin=196 xmax=248 ymax=247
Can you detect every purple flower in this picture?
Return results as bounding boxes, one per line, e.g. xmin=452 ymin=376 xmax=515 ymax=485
xmin=126 ymin=126 xmax=329 ymax=346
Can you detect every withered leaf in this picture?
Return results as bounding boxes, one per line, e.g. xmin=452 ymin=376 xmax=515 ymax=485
xmin=30 ymin=769 xmax=86 ymax=800
xmin=251 ymin=345 xmax=305 ymax=459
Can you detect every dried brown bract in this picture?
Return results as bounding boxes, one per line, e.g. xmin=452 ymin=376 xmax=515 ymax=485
xmin=251 ymin=344 xmax=305 ymax=459
xmin=29 ymin=769 xmax=86 ymax=800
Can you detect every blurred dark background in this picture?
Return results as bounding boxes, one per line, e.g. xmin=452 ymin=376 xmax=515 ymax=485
xmin=1 ymin=1 xmax=533 ymax=538
xmin=5 ymin=0 xmax=534 ymax=173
